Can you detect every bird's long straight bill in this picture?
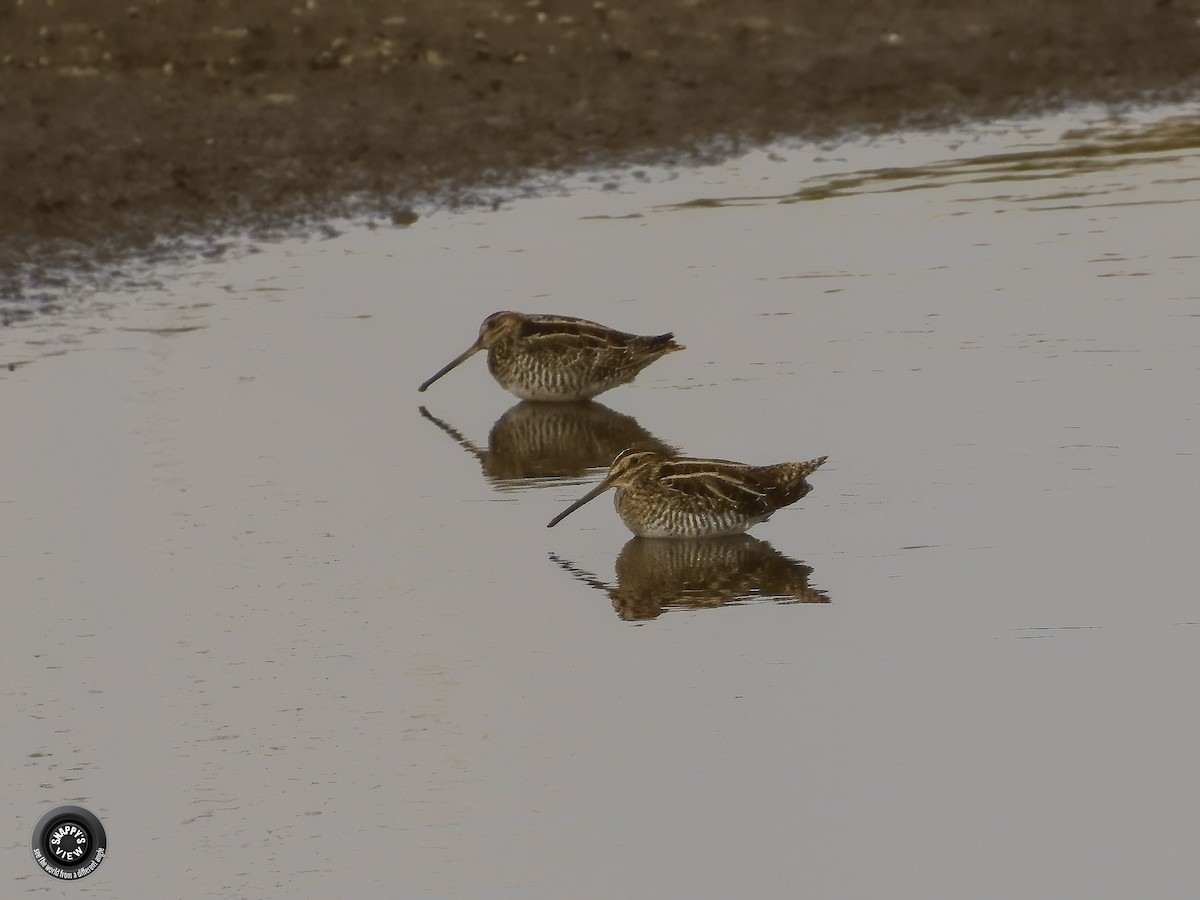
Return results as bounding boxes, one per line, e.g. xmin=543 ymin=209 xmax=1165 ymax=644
xmin=418 ymin=343 xmax=481 ymax=392
xmin=547 ymin=476 xmax=616 ymax=528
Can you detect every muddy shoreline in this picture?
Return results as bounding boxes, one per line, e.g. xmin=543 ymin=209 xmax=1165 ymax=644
xmin=3 ymin=0 xmax=1200 ymax=296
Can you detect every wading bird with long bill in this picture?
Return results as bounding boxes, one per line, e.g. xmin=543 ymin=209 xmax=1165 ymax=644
xmin=548 ymin=449 xmax=828 ymax=538
xmin=418 ymin=311 xmax=684 ymax=402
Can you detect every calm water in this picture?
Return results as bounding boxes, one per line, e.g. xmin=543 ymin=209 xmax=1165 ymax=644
xmin=4 ymin=104 xmax=1200 ymax=897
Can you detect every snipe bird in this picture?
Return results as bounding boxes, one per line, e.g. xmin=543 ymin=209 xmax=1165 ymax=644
xmin=547 ymin=449 xmax=828 ymax=538
xmin=418 ymin=311 xmax=684 ymax=402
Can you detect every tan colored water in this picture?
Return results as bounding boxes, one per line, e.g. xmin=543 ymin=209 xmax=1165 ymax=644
xmin=5 ymin=104 xmax=1200 ymax=897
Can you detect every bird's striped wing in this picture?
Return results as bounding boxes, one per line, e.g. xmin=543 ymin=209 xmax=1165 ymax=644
xmin=658 ymin=459 xmax=772 ymax=513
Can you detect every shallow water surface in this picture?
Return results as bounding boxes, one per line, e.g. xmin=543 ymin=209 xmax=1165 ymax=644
xmin=4 ymin=105 xmax=1200 ymax=897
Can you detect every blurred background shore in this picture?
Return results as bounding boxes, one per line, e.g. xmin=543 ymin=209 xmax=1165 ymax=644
xmin=3 ymin=0 xmax=1200 ymax=277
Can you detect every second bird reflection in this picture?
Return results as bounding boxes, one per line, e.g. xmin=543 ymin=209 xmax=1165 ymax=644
xmin=419 ymin=401 xmax=676 ymax=487
xmin=551 ymin=535 xmax=829 ymax=621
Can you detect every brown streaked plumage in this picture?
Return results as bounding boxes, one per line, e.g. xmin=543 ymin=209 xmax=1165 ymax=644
xmin=547 ymin=449 xmax=828 ymax=538
xmin=417 ymin=311 xmax=684 ymax=401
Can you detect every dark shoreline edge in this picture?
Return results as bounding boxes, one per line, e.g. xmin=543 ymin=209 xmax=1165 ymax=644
xmin=3 ymin=1 xmax=1200 ymax=305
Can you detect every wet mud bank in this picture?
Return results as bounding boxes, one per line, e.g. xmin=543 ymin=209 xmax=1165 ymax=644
xmin=3 ymin=0 xmax=1200 ymax=294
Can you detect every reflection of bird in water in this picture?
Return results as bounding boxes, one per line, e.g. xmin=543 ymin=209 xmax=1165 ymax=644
xmin=551 ymin=535 xmax=829 ymax=621
xmin=418 ymin=402 xmax=677 ymax=487
xmin=417 ymin=311 xmax=685 ymax=401
xmin=548 ymin=449 xmax=828 ymax=537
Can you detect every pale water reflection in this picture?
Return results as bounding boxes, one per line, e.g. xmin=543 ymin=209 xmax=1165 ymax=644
xmin=418 ymin=400 xmax=677 ymax=488
xmin=662 ymin=112 xmax=1200 ymax=209
xmin=552 ymin=535 xmax=828 ymax=621
xmin=5 ymin=102 xmax=1200 ymax=899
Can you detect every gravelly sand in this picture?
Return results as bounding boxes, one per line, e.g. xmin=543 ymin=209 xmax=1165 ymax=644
xmin=2 ymin=0 xmax=1199 ymax=291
